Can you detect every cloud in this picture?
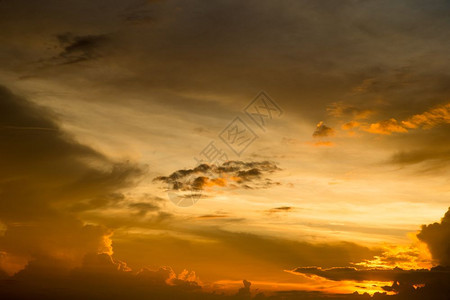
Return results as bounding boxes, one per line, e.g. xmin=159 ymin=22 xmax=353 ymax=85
xmin=402 ymin=103 xmax=450 ymax=130
xmin=291 ymin=265 xmax=450 ymax=298
xmin=391 ymin=149 xmax=450 ymax=167
xmin=341 ymin=121 xmax=361 ymax=130
xmin=235 ymin=279 xmax=251 ymax=298
xmin=291 ymin=266 xmax=439 ymax=282
xmin=267 ymin=206 xmax=294 ymax=213
xmin=0 ymin=0 xmax=449 ymax=129
xmin=327 ymin=102 xmax=374 ymax=120
xmin=154 ymin=160 xmax=281 ymax=193
xmin=1 ymin=252 xmax=207 ymax=300
xmin=313 ymin=141 xmax=335 ymax=147
xmin=128 ymin=202 xmax=160 ymax=217
xmin=344 ymin=102 xmax=450 ymax=135
xmin=54 ymin=32 xmax=110 ymax=65
xmin=0 ymin=85 xmax=144 ymax=273
xmin=289 ymin=208 xmax=450 ymax=299
xmin=196 ymin=214 xmax=230 ymax=219
xmin=312 ymin=121 xmax=335 ymax=138
xmin=417 ymin=207 xmax=450 ymax=266
xmin=364 ymin=118 xmax=408 ymax=135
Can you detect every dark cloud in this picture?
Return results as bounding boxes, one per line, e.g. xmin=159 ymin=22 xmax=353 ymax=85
xmin=291 ymin=266 xmax=450 ymax=283
xmin=391 ymin=149 xmax=450 ymax=167
xmin=290 ymin=209 xmax=450 ymax=299
xmin=292 ymin=266 xmax=450 ymax=299
xmin=267 ymin=206 xmax=294 ymax=213
xmin=3 ymin=0 xmax=450 ymax=124
xmin=0 ymin=250 xmax=381 ymax=300
xmin=387 ymin=126 xmax=450 ymax=171
xmin=54 ymin=33 xmax=109 ymax=65
xmin=0 ymin=253 xmax=207 ymax=300
xmin=0 ymin=85 xmax=144 ymax=272
xmin=236 ymin=279 xmax=251 ymax=298
xmin=154 ymin=160 xmax=281 ymax=192
xmin=196 ymin=214 xmax=230 ymax=219
xmin=312 ymin=121 xmax=335 ymax=138
xmin=5 ymin=255 xmax=449 ymax=300
xmin=417 ymin=207 xmax=450 ymax=266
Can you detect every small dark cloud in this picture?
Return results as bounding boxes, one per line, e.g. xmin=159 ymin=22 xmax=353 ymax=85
xmin=312 ymin=121 xmax=335 ymax=138
xmin=54 ymin=33 xmax=109 ymax=65
xmin=193 ymin=127 xmax=210 ymax=134
xmin=196 ymin=214 xmax=229 ymax=219
xmin=267 ymin=206 xmax=293 ymax=213
xmin=235 ymin=279 xmax=251 ymax=297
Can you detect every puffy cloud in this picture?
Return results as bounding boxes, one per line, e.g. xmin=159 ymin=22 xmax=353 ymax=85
xmin=154 ymin=160 xmax=281 ymax=193
xmin=417 ymin=207 xmax=450 ymax=266
xmin=1 ymin=253 xmax=205 ymax=300
xmin=289 ymin=208 xmax=450 ymax=299
xmin=291 ymin=265 xmax=450 ymax=299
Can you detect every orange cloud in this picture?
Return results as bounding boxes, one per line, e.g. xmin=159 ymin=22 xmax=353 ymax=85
xmin=402 ymin=103 xmax=450 ymax=129
xmin=341 ymin=102 xmax=450 ymax=135
xmin=313 ymin=141 xmax=335 ymax=147
xmin=341 ymin=121 xmax=361 ymax=130
xmin=364 ymin=118 xmax=408 ymax=135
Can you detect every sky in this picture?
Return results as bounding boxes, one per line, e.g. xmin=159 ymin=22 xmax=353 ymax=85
xmin=0 ymin=0 xmax=449 ymax=299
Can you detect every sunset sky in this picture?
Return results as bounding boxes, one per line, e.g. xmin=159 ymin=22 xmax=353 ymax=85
xmin=0 ymin=1 xmax=449 ymax=299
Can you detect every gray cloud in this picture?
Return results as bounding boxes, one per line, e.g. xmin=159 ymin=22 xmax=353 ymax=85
xmin=267 ymin=206 xmax=294 ymax=214
xmin=154 ymin=160 xmax=281 ymax=192
xmin=290 ymin=208 xmax=450 ymax=299
xmin=2 ymin=0 xmax=450 ymax=124
xmin=0 ymin=85 xmax=144 ymax=268
xmin=54 ymin=33 xmax=109 ymax=65
xmin=291 ymin=266 xmax=450 ymax=283
xmin=417 ymin=207 xmax=450 ymax=266
xmin=312 ymin=121 xmax=335 ymax=138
